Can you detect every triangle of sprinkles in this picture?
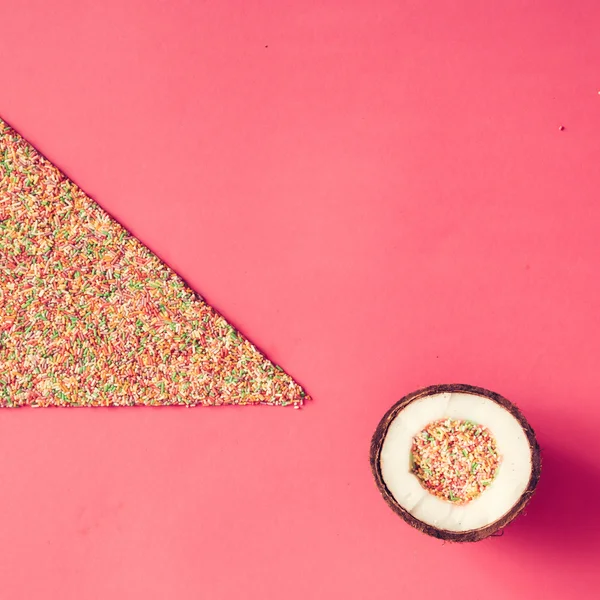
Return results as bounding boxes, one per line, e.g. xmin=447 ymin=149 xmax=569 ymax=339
xmin=0 ymin=118 xmax=309 ymax=407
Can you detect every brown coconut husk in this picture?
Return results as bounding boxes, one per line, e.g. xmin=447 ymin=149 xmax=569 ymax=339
xmin=370 ymin=384 xmax=541 ymax=542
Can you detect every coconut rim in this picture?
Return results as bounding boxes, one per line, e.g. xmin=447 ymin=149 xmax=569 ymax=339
xmin=370 ymin=383 xmax=542 ymax=542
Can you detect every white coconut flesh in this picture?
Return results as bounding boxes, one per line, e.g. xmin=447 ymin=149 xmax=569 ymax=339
xmin=379 ymin=391 xmax=532 ymax=532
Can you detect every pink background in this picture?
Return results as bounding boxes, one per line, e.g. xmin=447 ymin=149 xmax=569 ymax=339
xmin=1 ymin=1 xmax=600 ymax=598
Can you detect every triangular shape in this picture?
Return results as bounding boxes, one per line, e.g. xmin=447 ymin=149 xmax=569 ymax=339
xmin=0 ymin=118 xmax=308 ymax=407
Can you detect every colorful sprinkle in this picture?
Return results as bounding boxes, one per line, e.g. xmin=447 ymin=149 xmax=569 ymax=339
xmin=411 ymin=418 xmax=501 ymax=504
xmin=0 ymin=118 xmax=309 ymax=407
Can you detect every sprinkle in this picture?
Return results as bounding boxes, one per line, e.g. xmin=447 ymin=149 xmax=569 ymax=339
xmin=0 ymin=118 xmax=310 ymax=408
xmin=411 ymin=418 xmax=501 ymax=505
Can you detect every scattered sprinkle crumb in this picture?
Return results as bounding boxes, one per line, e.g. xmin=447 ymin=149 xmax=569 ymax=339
xmin=0 ymin=118 xmax=309 ymax=408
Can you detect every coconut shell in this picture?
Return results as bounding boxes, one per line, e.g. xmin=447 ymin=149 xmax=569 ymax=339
xmin=370 ymin=384 xmax=541 ymax=542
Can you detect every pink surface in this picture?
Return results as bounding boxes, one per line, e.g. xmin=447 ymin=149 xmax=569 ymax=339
xmin=1 ymin=1 xmax=600 ymax=598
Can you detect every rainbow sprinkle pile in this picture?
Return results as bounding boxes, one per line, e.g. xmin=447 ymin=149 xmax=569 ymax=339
xmin=411 ymin=419 xmax=500 ymax=504
xmin=0 ymin=118 xmax=308 ymax=407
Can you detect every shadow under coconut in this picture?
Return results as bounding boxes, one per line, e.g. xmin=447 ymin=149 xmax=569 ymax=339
xmin=498 ymin=443 xmax=600 ymax=555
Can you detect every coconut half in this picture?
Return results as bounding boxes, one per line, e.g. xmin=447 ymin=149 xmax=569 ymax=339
xmin=370 ymin=384 xmax=541 ymax=542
